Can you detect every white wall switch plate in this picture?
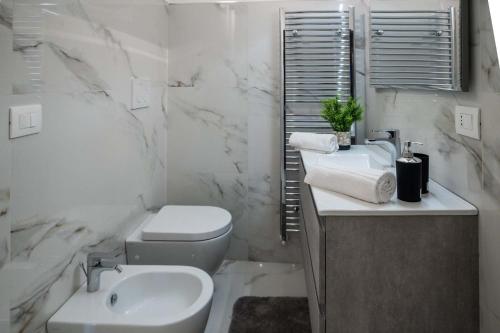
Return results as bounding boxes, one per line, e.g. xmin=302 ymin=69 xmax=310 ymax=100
xmin=131 ymin=77 xmax=151 ymax=110
xmin=455 ymin=106 xmax=480 ymax=140
xmin=9 ymin=104 xmax=42 ymax=139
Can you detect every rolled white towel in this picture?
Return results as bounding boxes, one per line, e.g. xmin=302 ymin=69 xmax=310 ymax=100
xmin=304 ymin=165 xmax=396 ymax=204
xmin=289 ymin=132 xmax=339 ymax=153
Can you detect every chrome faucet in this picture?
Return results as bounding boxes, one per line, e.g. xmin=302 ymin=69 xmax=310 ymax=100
xmin=81 ymin=252 xmax=123 ymax=292
xmin=365 ymin=129 xmax=401 ymax=164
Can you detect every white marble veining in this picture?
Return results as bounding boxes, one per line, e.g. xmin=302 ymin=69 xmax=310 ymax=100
xmin=166 ymin=0 xmax=368 ymax=263
xmin=0 ymin=0 xmax=498 ymax=332
xmin=0 ymin=0 xmax=169 ymax=332
xmin=301 ymin=146 xmax=478 ymax=216
xmin=204 ymin=260 xmax=306 ymax=333
xmin=0 ymin=85 xmax=12 ymax=333
xmin=366 ymin=0 xmax=500 ymax=331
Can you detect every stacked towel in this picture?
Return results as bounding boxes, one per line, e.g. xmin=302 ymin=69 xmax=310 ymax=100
xmin=304 ymin=165 xmax=396 ymax=204
xmin=289 ymin=132 xmax=339 ymax=153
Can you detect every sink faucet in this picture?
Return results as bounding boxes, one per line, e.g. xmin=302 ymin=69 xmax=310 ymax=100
xmin=81 ymin=252 xmax=123 ymax=292
xmin=365 ymin=129 xmax=401 ymax=164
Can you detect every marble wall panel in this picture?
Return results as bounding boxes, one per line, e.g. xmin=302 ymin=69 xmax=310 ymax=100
xmin=0 ymin=0 xmax=169 ymax=332
xmin=166 ymin=0 xmax=368 ymax=263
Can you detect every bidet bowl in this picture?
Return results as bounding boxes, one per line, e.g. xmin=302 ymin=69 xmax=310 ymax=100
xmin=47 ymin=265 xmax=214 ymax=333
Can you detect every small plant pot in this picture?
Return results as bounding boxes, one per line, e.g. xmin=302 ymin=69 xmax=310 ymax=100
xmin=335 ymin=131 xmax=351 ymax=150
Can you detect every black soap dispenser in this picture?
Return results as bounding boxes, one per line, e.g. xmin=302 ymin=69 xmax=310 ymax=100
xmin=396 ymin=141 xmax=423 ymax=202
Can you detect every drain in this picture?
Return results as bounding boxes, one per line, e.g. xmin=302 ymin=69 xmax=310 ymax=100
xmin=110 ymin=293 xmax=118 ymax=306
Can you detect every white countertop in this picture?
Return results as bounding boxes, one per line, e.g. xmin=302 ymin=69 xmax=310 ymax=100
xmin=300 ymin=146 xmax=478 ymax=217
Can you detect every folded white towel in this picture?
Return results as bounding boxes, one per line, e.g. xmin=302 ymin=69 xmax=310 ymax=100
xmin=289 ymin=132 xmax=339 ymax=153
xmin=304 ymin=165 xmax=396 ymax=204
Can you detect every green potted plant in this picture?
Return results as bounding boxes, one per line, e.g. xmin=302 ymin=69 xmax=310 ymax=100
xmin=320 ymin=96 xmax=364 ymax=150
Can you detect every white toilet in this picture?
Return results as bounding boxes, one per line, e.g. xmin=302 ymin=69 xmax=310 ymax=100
xmin=126 ymin=205 xmax=232 ymax=275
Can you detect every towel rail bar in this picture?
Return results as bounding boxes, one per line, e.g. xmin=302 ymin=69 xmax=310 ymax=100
xmin=370 ymin=28 xmax=451 ymax=33
xmin=284 ymin=28 xmax=349 ymax=32
xmin=371 ymin=34 xmax=451 ymax=38
xmin=286 ymin=16 xmax=349 ymax=20
xmin=286 ymin=92 xmax=350 ymax=97
xmin=371 ymin=58 xmax=452 ymax=63
xmin=286 ymin=22 xmax=348 ymax=27
xmin=371 ymin=15 xmax=450 ymax=20
xmin=371 ymin=22 xmax=451 ymax=26
xmin=286 ymin=81 xmax=351 ymax=85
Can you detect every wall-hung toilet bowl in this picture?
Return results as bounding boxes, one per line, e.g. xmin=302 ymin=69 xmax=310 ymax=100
xmin=126 ymin=205 xmax=232 ymax=275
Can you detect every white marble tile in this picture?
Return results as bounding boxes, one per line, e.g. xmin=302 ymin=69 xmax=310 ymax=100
xmin=168 ymin=1 xmax=354 ymax=263
xmin=247 ymin=2 xmax=281 ymax=180
xmin=0 ymin=0 xmax=14 ymax=96
xmin=166 ymin=4 xmax=249 ymax=216
xmin=0 ymin=96 xmax=11 ymax=333
xmin=9 ymin=94 xmax=164 ymax=217
xmin=1 ymin=0 xmax=169 ymax=332
xmin=43 ymin=5 xmax=168 ymax=103
xmin=204 ymin=260 xmax=307 ymax=333
xmin=478 ymin=13 xmax=500 ymax=325
xmin=65 ymin=0 xmax=169 ymax=49
xmin=480 ymin=5 xmax=500 ymax=93
xmin=167 ymin=3 xmax=248 ymax=90
xmin=367 ymin=90 xmax=483 ymax=200
xmin=167 ymin=89 xmax=248 ymax=175
xmin=164 ymin=0 xmax=373 ymax=264
xmin=166 ymin=2 xmax=250 ymax=261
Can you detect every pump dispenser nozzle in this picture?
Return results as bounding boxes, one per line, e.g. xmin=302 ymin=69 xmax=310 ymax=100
xmin=396 ymin=141 xmax=424 ymax=202
xmin=401 ymin=141 xmax=423 ymax=159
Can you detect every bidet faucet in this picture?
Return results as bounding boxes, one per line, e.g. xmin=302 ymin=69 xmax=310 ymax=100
xmin=81 ymin=251 xmax=122 ymax=292
xmin=365 ymin=129 xmax=401 ymax=164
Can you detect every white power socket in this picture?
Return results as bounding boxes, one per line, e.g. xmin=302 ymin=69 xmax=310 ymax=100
xmin=455 ymin=106 xmax=480 ymax=140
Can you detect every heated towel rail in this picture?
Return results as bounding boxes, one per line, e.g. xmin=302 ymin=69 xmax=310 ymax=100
xmin=279 ymin=8 xmax=355 ymax=243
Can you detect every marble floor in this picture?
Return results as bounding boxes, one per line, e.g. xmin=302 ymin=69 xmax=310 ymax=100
xmin=204 ymin=260 xmax=307 ymax=333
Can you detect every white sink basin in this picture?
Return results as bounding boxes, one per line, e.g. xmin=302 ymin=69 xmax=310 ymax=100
xmin=316 ymin=153 xmax=382 ymax=170
xmin=311 ymin=146 xmax=392 ymax=171
xmin=47 ymin=265 xmax=213 ymax=333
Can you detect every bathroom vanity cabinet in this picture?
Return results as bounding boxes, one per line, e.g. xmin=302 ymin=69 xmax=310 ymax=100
xmin=298 ymin=151 xmax=479 ymax=333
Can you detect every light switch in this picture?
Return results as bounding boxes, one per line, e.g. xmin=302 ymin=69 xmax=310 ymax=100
xmin=131 ymin=77 xmax=151 ymax=110
xmin=10 ymin=104 xmax=42 ymax=139
xmin=18 ymin=113 xmax=31 ymax=129
xmin=30 ymin=110 xmax=42 ymax=128
xmin=455 ymin=106 xmax=480 ymax=140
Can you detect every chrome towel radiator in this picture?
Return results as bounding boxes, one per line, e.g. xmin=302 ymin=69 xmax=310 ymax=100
xmin=279 ymin=8 xmax=355 ymax=243
xmin=369 ymin=7 xmax=469 ymax=91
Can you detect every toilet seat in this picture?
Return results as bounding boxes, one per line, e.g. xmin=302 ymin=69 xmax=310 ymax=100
xmin=141 ymin=205 xmax=232 ymax=242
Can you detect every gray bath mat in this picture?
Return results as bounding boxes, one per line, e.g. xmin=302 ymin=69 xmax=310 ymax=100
xmin=228 ymin=296 xmax=311 ymax=333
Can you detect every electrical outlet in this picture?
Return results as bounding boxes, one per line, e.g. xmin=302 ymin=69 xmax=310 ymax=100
xmin=455 ymin=106 xmax=480 ymax=140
